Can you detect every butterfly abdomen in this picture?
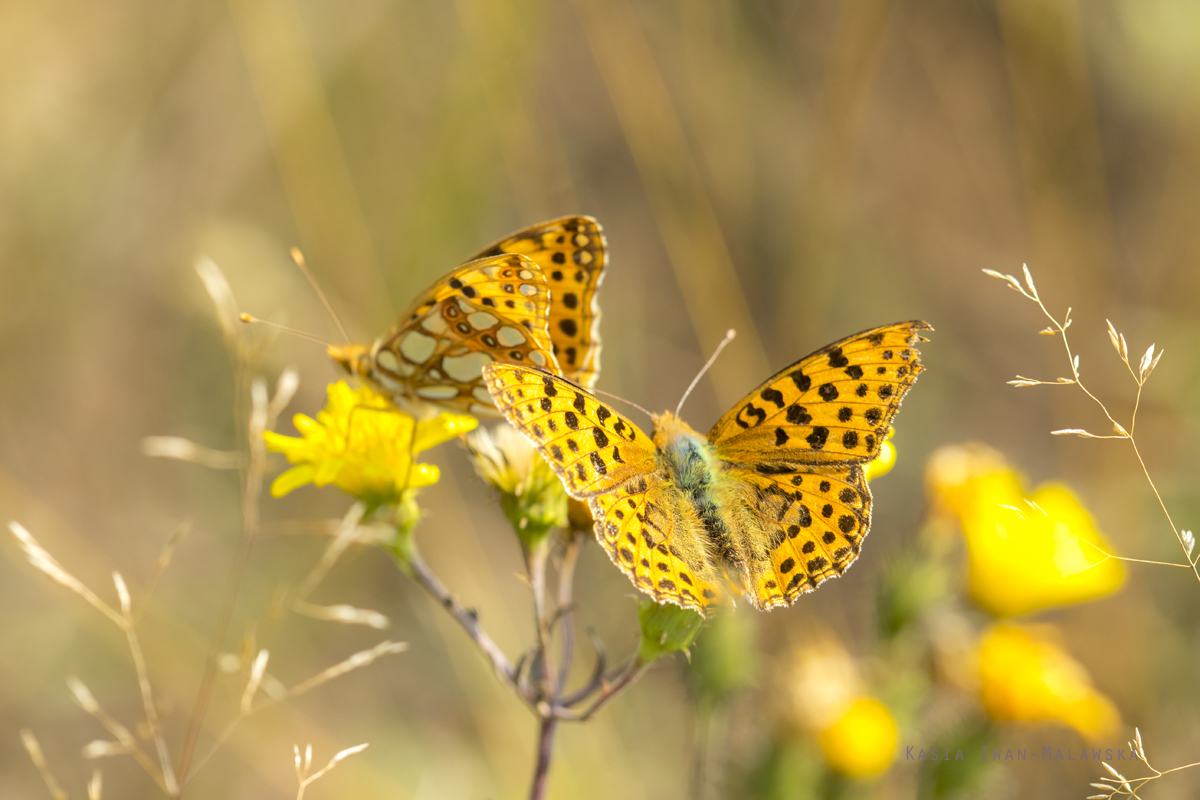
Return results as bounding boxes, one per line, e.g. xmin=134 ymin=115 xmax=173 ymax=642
xmin=654 ymin=413 xmax=739 ymax=569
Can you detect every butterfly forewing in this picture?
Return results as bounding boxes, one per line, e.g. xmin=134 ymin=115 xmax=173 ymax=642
xmin=710 ymin=321 xmax=931 ymax=466
xmin=735 ymin=466 xmax=872 ymax=610
xmin=482 ymin=364 xmax=656 ymax=497
xmin=472 ymin=216 xmax=606 ymax=388
xmin=364 ymin=254 xmax=559 ymax=415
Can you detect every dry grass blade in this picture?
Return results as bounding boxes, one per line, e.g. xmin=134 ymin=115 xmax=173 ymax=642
xmin=87 ymin=770 xmax=102 ymax=800
xmin=1008 ymin=375 xmax=1076 ymax=387
xmin=10 ymin=522 xmax=124 ymax=626
xmin=240 ymin=650 xmax=270 ymax=715
xmin=294 ymin=743 xmax=369 ymax=800
xmin=137 ymin=520 xmax=191 ymax=623
xmin=66 ymin=677 xmax=168 ymax=792
xmin=141 ymin=437 xmax=243 ymax=469
xmin=21 ymin=729 xmax=68 ymax=800
xmin=82 ymin=741 xmax=127 ymax=759
xmin=1021 ymin=263 xmax=1038 ymax=297
xmin=287 ymin=641 xmax=409 ymax=698
xmin=295 ymin=503 xmax=367 ymax=600
xmin=1138 ymin=344 xmax=1157 ymax=381
xmin=1106 ymin=319 xmax=1126 ymax=360
xmin=1147 ymin=349 xmax=1164 ymax=380
xmin=269 ymin=367 xmax=300 ymax=422
xmin=981 ymin=268 xmax=1023 ymax=292
xmin=112 ymin=572 xmax=178 ymax=794
xmin=292 ymin=599 xmax=390 ymax=629
xmin=195 ymin=256 xmax=240 ymax=353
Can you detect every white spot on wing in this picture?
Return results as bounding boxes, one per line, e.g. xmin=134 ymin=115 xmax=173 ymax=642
xmin=529 ymin=351 xmax=547 ymax=366
xmin=496 ymin=326 xmax=526 ymax=347
xmin=467 ymin=312 xmax=498 ymax=330
xmin=377 ymin=350 xmax=401 ymax=371
xmin=416 ymin=385 xmax=460 ymax=400
xmin=399 ymin=331 xmax=437 ymax=364
xmin=519 ymin=283 xmax=538 ymax=296
xmin=518 ymin=269 xmax=534 ymax=280
xmin=473 ymin=386 xmax=493 ymax=404
xmin=443 ymin=352 xmax=493 ymax=383
xmin=375 ymin=372 xmax=402 ymax=391
xmin=421 ymin=314 xmax=448 ymax=334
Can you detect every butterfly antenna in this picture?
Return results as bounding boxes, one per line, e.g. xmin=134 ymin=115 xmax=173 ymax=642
xmin=290 ymin=247 xmax=351 ymax=343
xmin=239 ymin=313 xmax=334 ymax=347
xmin=592 ymin=388 xmax=654 ymax=423
xmin=676 ymin=329 xmax=737 ymax=417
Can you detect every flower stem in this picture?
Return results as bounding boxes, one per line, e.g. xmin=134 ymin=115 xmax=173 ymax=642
xmin=529 ymin=715 xmax=559 ymax=800
xmin=396 ymin=546 xmax=524 ymax=701
xmin=555 ymin=532 xmax=584 ymax=689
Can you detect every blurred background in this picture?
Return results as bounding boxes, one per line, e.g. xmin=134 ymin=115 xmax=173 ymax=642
xmin=3 ymin=0 xmax=1200 ymax=797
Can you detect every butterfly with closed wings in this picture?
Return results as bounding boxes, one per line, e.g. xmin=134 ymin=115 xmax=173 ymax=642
xmin=328 ymin=216 xmax=607 ymax=416
xmin=483 ymin=321 xmax=931 ymax=615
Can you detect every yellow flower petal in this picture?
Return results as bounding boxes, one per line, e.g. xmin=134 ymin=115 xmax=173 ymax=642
xmin=270 ymin=465 xmax=316 ymax=498
xmin=414 ymin=412 xmax=478 ymax=453
xmin=978 ymin=623 xmax=1120 ymax=740
xmin=863 ymin=440 xmax=896 ymax=481
xmin=407 ymin=463 xmax=441 ymax=489
xmin=927 ymin=443 xmax=1124 ymax=617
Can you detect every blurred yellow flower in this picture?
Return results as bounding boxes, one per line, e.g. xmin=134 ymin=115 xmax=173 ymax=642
xmin=784 ymin=634 xmax=897 ymax=778
xmin=265 ymin=381 xmax=476 ymax=504
xmin=978 ymin=622 xmax=1120 ymax=740
xmin=818 ymin=697 xmax=899 ymax=779
xmin=785 ymin=634 xmax=862 ymax=731
xmin=863 ymin=439 xmax=896 ymax=481
xmin=927 ymin=443 xmax=1124 ymax=617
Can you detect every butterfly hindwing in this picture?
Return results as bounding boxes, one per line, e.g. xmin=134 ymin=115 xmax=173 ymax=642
xmin=482 ymin=364 xmax=656 ymax=497
xmin=735 ymin=465 xmax=872 ymax=610
xmin=472 ymin=216 xmax=606 ymax=388
xmin=364 ymin=254 xmax=559 ymax=415
xmin=589 ymin=481 xmax=723 ymax=615
xmin=710 ymin=321 xmax=931 ymax=466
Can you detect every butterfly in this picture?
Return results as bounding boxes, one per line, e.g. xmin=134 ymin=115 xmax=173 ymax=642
xmin=483 ymin=321 xmax=932 ymax=615
xmin=328 ymin=216 xmax=607 ymax=416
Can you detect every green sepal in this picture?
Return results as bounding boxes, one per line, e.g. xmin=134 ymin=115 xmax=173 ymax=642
xmin=637 ymin=597 xmax=705 ymax=664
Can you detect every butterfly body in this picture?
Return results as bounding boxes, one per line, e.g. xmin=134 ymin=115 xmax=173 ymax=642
xmin=484 ymin=320 xmax=931 ymax=616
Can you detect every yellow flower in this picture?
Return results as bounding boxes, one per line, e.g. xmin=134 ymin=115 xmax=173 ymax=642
xmin=818 ymin=697 xmax=899 ymax=779
xmin=264 ymin=381 xmax=476 ymax=504
xmin=863 ymin=439 xmax=897 ymax=481
xmin=783 ymin=634 xmax=896 ymax=778
xmin=978 ymin=622 xmax=1120 ymax=740
xmin=785 ymin=635 xmax=863 ymax=731
xmin=927 ymin=443 xmax=1124 ymax=617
